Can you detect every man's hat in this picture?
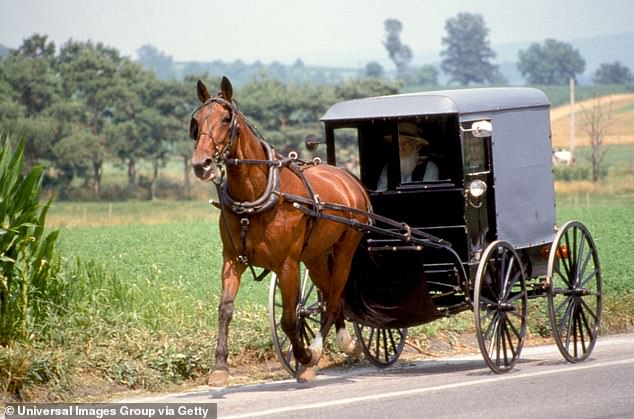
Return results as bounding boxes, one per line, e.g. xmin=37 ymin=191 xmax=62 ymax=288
xmin=399 ymin=122 xmax=429 ymax=146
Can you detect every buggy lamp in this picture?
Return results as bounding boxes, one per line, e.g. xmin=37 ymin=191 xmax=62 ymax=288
xmin=468 ymin=180 xmax=487 ymax=199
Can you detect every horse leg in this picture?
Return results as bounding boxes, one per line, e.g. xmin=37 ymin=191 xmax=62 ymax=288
xmin=295 ymin=246 xmax=357 ymax=380
xmin=276 ymin=261 xmax=316 ymax=378
xmin=315 ymin=232 xmax=364 ymax=360
xmin=335 ymin=315 xmax=362 ymax=358
xmin=209 ymin=257 xmax=244 ymax=387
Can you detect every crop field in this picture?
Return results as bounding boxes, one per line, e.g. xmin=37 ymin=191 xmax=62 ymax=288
xmin=31 ymin=193 xmax=634 ymax=396
xmin=2 ymin=190 xmax=633 ymax=402
xmin=52 ymin=195 xmax=634 ymax=308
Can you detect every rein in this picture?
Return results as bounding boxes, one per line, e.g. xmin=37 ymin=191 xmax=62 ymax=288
xmin=193 ymin=95 xmax=322 ymax=281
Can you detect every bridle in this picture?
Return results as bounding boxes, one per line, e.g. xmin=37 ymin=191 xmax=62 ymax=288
xmin=190 ymin=95 xmax=240 ymax=170
xmin=191 ymin=95 xmax=283 ymax=216
xmin=190 ymin=94 xmax=317 ymax=281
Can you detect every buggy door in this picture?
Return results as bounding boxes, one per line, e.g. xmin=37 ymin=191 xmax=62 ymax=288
xmin=462 ymin=120 xmax=495 ymax=262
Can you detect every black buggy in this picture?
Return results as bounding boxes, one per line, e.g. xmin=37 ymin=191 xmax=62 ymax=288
xmin=268 ymin=88 xmax=602 ymax=374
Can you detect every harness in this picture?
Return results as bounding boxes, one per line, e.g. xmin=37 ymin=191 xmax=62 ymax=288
xmin=192 ymin=96 xmax=324 ymax=281
xmin=191 ymin=96 xmax=460 ymax=286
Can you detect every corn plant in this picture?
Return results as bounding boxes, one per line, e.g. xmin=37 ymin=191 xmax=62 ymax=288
xmin=0 ymin=137 xmax=59 ymax=346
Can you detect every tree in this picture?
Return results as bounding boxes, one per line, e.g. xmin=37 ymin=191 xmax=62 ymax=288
xmin=108 ymin=59 xmax=160 ymax=192
xmin=383 ymin=19 xmax=412 ymax=80
xmin=2 ymin=35 xmax=62 ymax=167
xmin=365 ymin=61 xmax=384 ymax=78
xmin=580 ymin=98 xmax=611 ymax=182
xmin=136 ymin=44 xmax=174 ymax=80
xmin=517 ymin=39 xmax=585 ymax=85
xmin=57 ymin=40 xmax=126 ymax=198
xmin=409 ymin=65 xmax=439 ymax=86
xmin=333 ymin=78 xmax=401 ymax=101
xmin=142 ymin=78 xmax=189 ymax=200
xmin=440 ymin=13 xmax=498 ymax=86
xmin=593 ymin=61 xmax=633 ymax=85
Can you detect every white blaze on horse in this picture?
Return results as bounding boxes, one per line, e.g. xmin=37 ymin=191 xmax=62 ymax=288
xmin=190 ymin=77 xmax=369 ymax=385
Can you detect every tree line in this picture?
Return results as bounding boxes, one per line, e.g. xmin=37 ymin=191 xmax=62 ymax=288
xmin=135 ymin=13 xmax=634 ymax=88
xmin=380 ymin=13 xmax=633 ymax=87
xmin=2 ymin=12 xmax=632 ymax=200
xmin=0 ymin=35 xmax=401 ymax=200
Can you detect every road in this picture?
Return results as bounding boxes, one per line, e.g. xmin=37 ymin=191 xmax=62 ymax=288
xmin=120 ymin=333 xmax=634 ymax=419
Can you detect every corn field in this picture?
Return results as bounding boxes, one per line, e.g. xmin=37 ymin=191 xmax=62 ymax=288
xmin=0 ymin=137 xmax=59 ymax=346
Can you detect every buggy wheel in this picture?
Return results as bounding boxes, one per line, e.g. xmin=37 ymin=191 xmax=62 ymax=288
xmin=474 ymin=240 xmax=528 ymax=373
xmin=268 ymin=265 xmax=323 ymax=376
xmin=547 ymin=221 xmax=602 ymax=363
xmin=352 ymin=323 xmax=407 ymax=368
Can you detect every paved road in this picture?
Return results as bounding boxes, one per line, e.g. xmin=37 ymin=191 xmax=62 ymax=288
xmin=120 ymin=333 xmax=634 ymax=418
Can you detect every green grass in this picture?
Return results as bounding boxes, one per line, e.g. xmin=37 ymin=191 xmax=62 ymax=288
xmin=47 ymin=199 xmax=217 ymax=227
xmin=3 ymin=194 xmax=634 ymax=402
xmin=573 ymin=143 xmax=634 ymax=171
xmin=556 ymin=197 xmax=634 ymax=293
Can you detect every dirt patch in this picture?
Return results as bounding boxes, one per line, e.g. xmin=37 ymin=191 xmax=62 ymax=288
xmin=550 ymin=93 xmax=634 ymax=148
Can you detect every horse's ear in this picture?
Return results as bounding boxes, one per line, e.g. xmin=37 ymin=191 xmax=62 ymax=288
xmin=197 ymin=80 xmax=211 ymax=103
xmin=220 ymin=76 xmax=233 ymax=101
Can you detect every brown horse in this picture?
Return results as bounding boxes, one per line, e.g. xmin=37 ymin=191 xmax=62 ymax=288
xmin=190 ymin=77 xmax=371 ymax=385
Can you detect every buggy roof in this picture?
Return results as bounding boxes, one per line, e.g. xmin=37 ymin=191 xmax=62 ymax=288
xmin=321 ymin=87 xmax=550 ymax=122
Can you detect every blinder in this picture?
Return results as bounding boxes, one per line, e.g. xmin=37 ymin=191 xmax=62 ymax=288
xmin=189 ymin=96 xmax=240 ymax=161
xmin=189 ymin=118 xmax=198 ymax=141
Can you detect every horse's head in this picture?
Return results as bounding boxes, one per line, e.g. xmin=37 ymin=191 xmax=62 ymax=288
xmin=190 ymin=76 xmax=238 ymax=182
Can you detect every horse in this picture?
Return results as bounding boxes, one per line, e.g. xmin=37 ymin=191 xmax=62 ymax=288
xmin=190 ymin=77 xmax=371 ymax=385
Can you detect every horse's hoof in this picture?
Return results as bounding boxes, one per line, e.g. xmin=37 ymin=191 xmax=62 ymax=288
xmin=208 ymin=369 xmax=230 ymax=387
xmin=305 ymin=347 xmax=322 ymax=367
xmin=337 ymin=329 xmax=362 ymax=358
xmin=296 ymin=365 xmax=317 ymax=383
xmin=346 ymin=339 xmax=363 ymax=358
xmin=306 ymin=335 xmax=323 ymax=367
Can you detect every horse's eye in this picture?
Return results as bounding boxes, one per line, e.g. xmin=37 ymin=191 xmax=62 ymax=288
xmin=189 ymin=119 xmax=198 ymax=140
xmin=222 ymin=114 xmax=232 ymax=124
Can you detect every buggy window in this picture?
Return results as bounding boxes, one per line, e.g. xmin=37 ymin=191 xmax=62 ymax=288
xmin=332 ymin=127 xmax=360 ymax=178
xmin=463 ymin=121 xmax=491 ymax=174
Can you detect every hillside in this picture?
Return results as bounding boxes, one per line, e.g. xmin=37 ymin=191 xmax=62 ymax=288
xmin=550 ymin=93 xmax=634 ymax=148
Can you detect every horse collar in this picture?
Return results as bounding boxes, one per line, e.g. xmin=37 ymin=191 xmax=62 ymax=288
xmin=216 ymin=139 xmax=281 ymax=216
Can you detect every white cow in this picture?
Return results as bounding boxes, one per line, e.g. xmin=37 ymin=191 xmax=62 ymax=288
xmin=552 ymin=148 xmax=574 ymax=166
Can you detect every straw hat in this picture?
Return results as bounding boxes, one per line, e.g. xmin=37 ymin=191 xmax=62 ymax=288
xmin=399 ymin=122 xmax=429 ymax=146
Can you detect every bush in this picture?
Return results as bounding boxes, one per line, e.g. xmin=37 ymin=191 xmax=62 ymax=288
xmin=0 ymin=137 xmax=60 ymax=346
xmin=553 ymin=164 xmax=590 ymax=181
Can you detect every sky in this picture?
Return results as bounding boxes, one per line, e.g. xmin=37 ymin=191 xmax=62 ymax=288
xmin=1 ymin=0 xmax=633 ymax=67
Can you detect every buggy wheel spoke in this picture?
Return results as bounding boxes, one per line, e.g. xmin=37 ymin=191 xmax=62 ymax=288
xmin=502 ymin=257 xmax=515 ymax=298
xmin=582 ymin=269 xmax=600 ymax=288
xmin=486 ymin=315 xmax=500 ymax=359
xmin=579 ymin=298 xmax=599 ymax=324
xmin=507 ymin=291 xmax=524 ymax=304
xmin=505 ymin=313 xmax=522 ymax=342
xmin=381 ymin=330 xmax=390 ymax=363
xmin=353 ymin=323 xmax=407 ymax=368
xmin=577 ymin=240 xmax=590 ymax=283
xmin=478 ymin=295 xmax=497 ymax=307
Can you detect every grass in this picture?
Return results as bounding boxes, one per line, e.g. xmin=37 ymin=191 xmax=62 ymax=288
xmin=2 ymin=191 xmax=633 ymax=402
xmin=4 ymin=130 xmax=634 ymax=401
xmin=46 ymin=199 xmax=217 ymax=228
